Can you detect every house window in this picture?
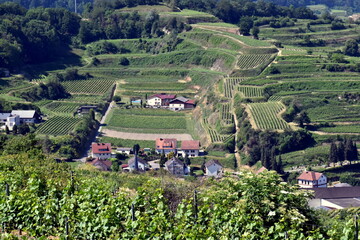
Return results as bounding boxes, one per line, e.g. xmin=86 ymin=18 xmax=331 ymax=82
xmin=191 ymin=150 xmax=195 ymax=153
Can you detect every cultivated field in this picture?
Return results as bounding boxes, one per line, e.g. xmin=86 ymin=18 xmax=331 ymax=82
xmin=36 ymin=116 xmax=81 ymax=136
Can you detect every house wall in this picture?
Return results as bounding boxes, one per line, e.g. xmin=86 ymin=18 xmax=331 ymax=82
xmin=6 ymin=116 xmax=20 ymax=130
xmin=181 ymin=149 xmax=199 ymax=157
xmin=156 ymin=148 xmax=176 ymax=155
xmin=166 ymin=162 xmax=184 ymax=176
xmin=92 ymin=153 xmax=111 ymax=159
xmin=147 ymin=97 xmax=162 ymax=106
xmin=129 ymin=162 xmax=146 ymax=171
xmin=20 ymin=118 xmax=35 ymax=124
xmin=169 ymin=103 xmax=184 ymax=111
xmin=206 ymin=164 xmax=222 ymax=177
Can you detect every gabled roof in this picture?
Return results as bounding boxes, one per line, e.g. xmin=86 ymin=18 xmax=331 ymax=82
xmin=88 ymin=159 xmax=112 ymax=170
xmin=185 ymin=99 xmax=195 ymax=105
xmin=0 ymin=113 xmax=11 ymax=120
xmin=128 ymin=156 xmax=148 ymax=166
xmin=92 ymin=143 xmax=112 ymax=154
xmin=156 ymin=138 xmax=177 ymax=149
xmin=306 ymin=187 xmax=360 ymax=199
xmin=148 ymin=93 xmax=176 ymax=100
xmin=11 ymin=110 xmax=36 ymax=119
xmin=181 ymin=140 xmax=200 ymax=150
xmin=165 ymin=157 xmax=184 ymax=167
xmin=170 ymin=97 xmax=189 ymax=104
xmin=205 ymin=159 xmax=223 ymax=168
xmin=297 ymin=171 xmax=323 ymax=181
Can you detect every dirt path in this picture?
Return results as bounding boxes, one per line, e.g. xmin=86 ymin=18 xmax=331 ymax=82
xmin=101 ymin=129 xmax=193 ymax=141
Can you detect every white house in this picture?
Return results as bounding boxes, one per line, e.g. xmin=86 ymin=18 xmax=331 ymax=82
xmin=128 ymin=156 xmax=149 ymax=171
xmin=165 ymin=157 xmax=189 ymax=176
xmin=116 ymin=147 xmax=132 ymax=155
xmin=169 ymin=97 xmax=195 ymax=111
xmin=205 ymin=160 xmax=223 ymax=177
xmin=6 ymin=115 xmax=20 ymax=131
xmin=155 ymin=138 xmax=177 ymax=155
xmin=91 ymin=143 xmax=112 ymax=160
xmin=147 ymin=93 xmax=176 ymax=107
xmin=297 ymin=171 xmax=327 ymax=188
xmin=11 ymin=110 xmax=39 ymax=124
xmin=180 ymin=140 xmax=200 ymax=157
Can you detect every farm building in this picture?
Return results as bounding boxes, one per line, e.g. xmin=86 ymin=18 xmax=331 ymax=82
xmin=298 ymin=171 xmax=327 ymax=188
xmin=165 ymin=157 xmax=189 ymax=176
xmin=147 ymin=93 xmax=176 ymax=107
xmin=92 ymin=143 xmax=112 ymax=160
xmin=169 ymin=97 xmax=195 ymax=111
xmin=11 ymin=110 xmax=40 ymax=124
xmin=155 ymin=138 xmax=177 ymax=155
xmin=0 ymin=113 xmax=20 ymax=131
xmin=116 ymin=147 xmax=133 ymax=155
xmin=307 ymin=187 xmax=360 ymax=209
xmin=205 ymin=160 xmax=223 ymax=177
xmin=77 ymin=105 xmax=97 ymax=114
xmin=179 ymin=140 xmax=200 ymax=157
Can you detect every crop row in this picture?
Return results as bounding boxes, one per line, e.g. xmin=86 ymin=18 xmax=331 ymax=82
xmin=44 ymin=102 xmax=79 ymax=114
xmin=57 ymin=94 xmax=103 ymax=103
xmin=203 ymin=118 xmax=222 ymax=143
xmin=238 ymin=86 xmax=264 ymax=98
xmin=237 ymin=54 xmax=274 ymax=69
xmin=248 ymin=102 xmax=290 ymax=130
xmin=224 ymin=77 xmax=245 ymax=98
xmin=36 ymin=116 xmax=81 ymax=136
xmin=221 ymin=104 xmax=233 ymax=125
xmin=62 ymin=79 xmax=115 ymax=95
xmin=267 ymin=95 xmax=283 ymax=102
xmin=112 ymin=108 xmax=185 ymax=117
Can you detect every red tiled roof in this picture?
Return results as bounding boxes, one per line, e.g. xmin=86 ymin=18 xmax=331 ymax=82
xmin=92 ymin=143 xmax=111 ymax=154
xmin=156 ymin=138 xmax=177 ymax=149
xmin=88 ymin=158 xmax=112 ymax=170
xmin=297 ymin=171 xmax=323 ymax=181
xmin=148 ymin=93 xmax=176 ymax=100
xmin=181 ymin=140 xmax=200 ymax=150
xmin=185 ymin=99 xmax=195 ymax=105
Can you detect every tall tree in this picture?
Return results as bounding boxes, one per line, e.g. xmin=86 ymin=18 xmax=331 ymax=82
xmin=344 ymin=39 xmax=359 ymax=56
xmin=270 ymin=146 xmax=277 ymax=171
xmin=337 ymin=141 xmax=345 ymax=166
xmin=160 ymin=153 xmax=166 ymax=167
xmin=329 ymin=142 xmax=338 ymax=167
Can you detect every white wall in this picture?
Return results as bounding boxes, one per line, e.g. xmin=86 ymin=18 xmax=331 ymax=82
xmin=206 ymin=164 xmax=222 ymax=177
xmin=92 ymin=153 xmax=111 ymax=159
xmin=147 ymin=97 xmax=161 ymax=106
xmin=169 ymin=103 xmax=184 ymax=111
xmin=181 ymin=149 xmax=199 ymax=157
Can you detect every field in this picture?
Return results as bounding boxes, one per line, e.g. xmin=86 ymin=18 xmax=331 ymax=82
xmin=42 ymin=102 xmax=79 ymax=116
xmin=281 ymin=145 xmax=330 ymax=169
xmin=105 ymin=108 xmax=190 ymax=134
xmin=248 ymin=102 xmax=291 ymax=130
xmin=36 ymin=116 xmax=81 ymax=136
xmin=238 ymin=86 xmax=264 ymax=98
xmin=224 ymin=77 xmax=245 ymax=98
xmin=237 ymin=54 xmax=275 ymax=69
xmin=99 ymin=136 xmax=155 ymax=149
xmin=61 ymin=79 xmax=115 ymax=95
xmin=317 ymin=125 xmax=360 ymax=133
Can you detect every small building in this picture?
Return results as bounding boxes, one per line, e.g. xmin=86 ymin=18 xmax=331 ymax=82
xmin=155 ymin=138 xmax=177 ymax=155
xmin=88 ymin=158 xmax=112 ymax=171
xmin=92 ymin=143 xmax=112 ymax=160
xmin=147 ymin=93 xmax=176 ymax=107
xmin=0 ymin=113 xmax=10 ymax=124
xmin=297 ymin=171 xmax=327 ymax=188
xmin=180 ymin=140 xmax=200 ymax=157
xmin=205 ymin=160 xmax=223 ymax=177
xmin=169 ymin=97 xmax=195 ymax=111
xmin=116 ymin=147 xmax=133 ymax=155
xmin=127 ymin=156 xmax=149 ymax=171
xmin=11 ymin=110 xmax=40 ymax=124
xmin=6 ymin=114 xmax=20 ymax=131
xmin=307 ymin=187 xmax=360 ymax=209
xmin=77 ymin=105 xmax=97 ymax=114
xmin=165 ymin=157 xmax=189 ymax=176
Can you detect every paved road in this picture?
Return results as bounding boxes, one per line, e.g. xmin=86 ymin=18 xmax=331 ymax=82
xmin=102 ymin=128 xmax=193 ymax=141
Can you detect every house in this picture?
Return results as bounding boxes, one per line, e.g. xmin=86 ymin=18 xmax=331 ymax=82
xmin=155 ymin=138 xmax=177 ymax=155
xmin=92 ymin=143 xmax=112 ymax=160
xmin=88 ymin=158 xmax=112 ymax=171
xmin=169 ymin=97 xmax=195 ymax=111
xmin=77 ymin=105 xmax=97 ymax=114
xmin=204 ymin=160 xmax=223 ymax=177
xmin=11 ymin=110 xmax=40 ymax=124
xmin=0 ymin=113 xmax=10 ymax=124
xmin=116 ymin=147 xmax=133 ymax=155
xmin=165 ymin=157 xmax=189 ymax=176
xmin=307 ymin=187 xmax=360 ymax=209
xmin=297 ymin=171 xmax=327 ymax=188
xmin=127 ymin=156 xmax=149 ymax=171
xmin=179 ymin=140 xmax=200 ymax=157
xmin=0 ymin=113 xmax=20 ymax=131
xmin=147 ymin=93 xmax=176 ymax=107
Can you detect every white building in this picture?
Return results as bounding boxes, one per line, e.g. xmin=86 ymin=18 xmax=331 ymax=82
xmin=91 ymin=143 xmax=112 ymax=160
xmin=297 ymin=171 xmax=327 ymax=188
xmin=147 ymin=94 xmax=176 ymax=107
xmin=116 ymin=148 xmax=132 ymax=155
xmin=169 ymin=97 xmax=195 ymax=111
xmin=180 ymin=140 xmax=200 ymax=157
xmin=11 ymin=110 xmax=38 ymax=124
xmin=128 ymin=156 xmax=149 ymax=171
xmin=6 ymin=115 xmax=20 ymax=131
xmin=205 ymin=160 xmax=223 ymax=177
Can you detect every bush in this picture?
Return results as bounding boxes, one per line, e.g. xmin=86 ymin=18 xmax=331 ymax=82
xmin=118 ymin=57 xmax=130 ymax=66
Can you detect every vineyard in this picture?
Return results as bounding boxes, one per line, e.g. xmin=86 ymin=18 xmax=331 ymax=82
xmin=36 ymin=116 xmax=81 ymax=136
xmin=267 ymin=95 xmax=283 ymax=102
xmin=61 ymin=79 xmax=115 ymax=95
xmin=202 ymin=118 xmax=232 ymax=143
xmin=43 ymin=102 xmax=79 ymax=115
xmin=224 ymin=77 xmax=245 ymax=98
xmin=237 ymin=54 xmax=275 ymax=69
xmin=248 ymin=102 xmax=291 ymax=130
xmin=57 ymin=94 xmax=103 ymax=103
xmin=221 ymin=103 xmax=233 ymax=125
xmin=238 ymin=86 xmax=264 ymax=98
xmin=317 ymin=124 xmax=360 ymax=133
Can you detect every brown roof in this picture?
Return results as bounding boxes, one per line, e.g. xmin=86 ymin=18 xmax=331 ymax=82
xmin=148 ymin=93 xmax=176 ymax=100
xmin=92 ymin=143 xmax=111 ymax=154
xmin=181 ymin=140 xmax=200 ymax=150
xmin=88 ymin=159 xmax=112 ymax=171
xmin=156 ymin=138 xmax=177 ymax=150
xmin=297 ymin=171 xmax=323 ymax=181
xmin=305 ymin=187 xmax=360 ymax=199
xmin=204 ymin=159 xmax=223 ymax=168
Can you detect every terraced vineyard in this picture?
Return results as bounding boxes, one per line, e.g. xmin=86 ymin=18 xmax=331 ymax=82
xmin=224 ymin=77 xmax=245 ymax=98
xmin=248 ymin=102 xmax=290 ymax=130
xmin=238 ymin=86 xmax=264 ymax=98
xmin=61 ymin=79 xmax=115 ymax=94
xmin=267 ymin=95 xmax=283 ymax=102
xmin=202 ymin=118 xmax=232 ymax=143
xmin=221 ymin=103 xmax=233 ymax=125
xmin=237 ymin=54 xmax=274 ymax=69
xmin=57 ymin=95 xmax=103 ymax=103
xmin=43 ymin=102 xmax=79 ymax=115
xmin=36 ymin=116 xmax=81 ymax=136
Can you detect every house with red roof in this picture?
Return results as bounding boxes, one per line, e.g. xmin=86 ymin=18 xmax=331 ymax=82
xmin=91 ymin=143 xmax=112 ymax=160
xmin=179 ymin=140 xmax=200 ymax=157
xmin=155 ymin=138 xmax=177 ymax=155
xmin=147 ymin=93 xmax=176 ymax=107
xmin=297 ymin=171 xmax=327 ymax=188
xmin=88 ymin=158 xmax=112 ymax=171
xmin=169 ymin=97 xmax=195 ymax=111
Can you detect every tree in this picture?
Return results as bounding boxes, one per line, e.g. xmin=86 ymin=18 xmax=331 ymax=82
xmin=113 ymin=95 xmax=121 ymax=102
xmin=89 ymin=109 xmax=95 ymax=121
xmin=111 ymin=161 xmax=119 ymax=172
xmin=160 ymin=153 xmax=166 ymax=167
xmin=270 ymin=147 xmax=277 ymax=171
xmin=184 ymin=154 xmax=191 ymax=166
xmin=167 ymin=151 xmax=175 ymax=160
xmin=12 ymin=124 xmax=18 ymax=135
xmin=337 ymin=142 xmax=345 ymax=166
xmin=251 ymin=26 xmax=260 ymax=39
xmin=344 ymin=39 xmax=359 ymax=56
xmin=42 ymin=135 xmax=52 ymax=155
xmin=5 ymin=125 xmax=9 ymax=135
xmin=329 ymin=142 xmax=338 ymax=167
xmin=239 ymin=16 xmax=254 ymax=36
xmin=345 ymin=138 xmax=353 ymax=163
xmin=295 ymin=111 xmax=310 ymax=128
xmin=133 ymin=144 xmax=140 ymax=155
xmin=277 ymin=155 xmax=284 ymax=174
xmin=118 ymin=57 xmax=129 ymax=66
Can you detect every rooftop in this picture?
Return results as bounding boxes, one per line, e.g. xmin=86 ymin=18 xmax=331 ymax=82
xmin=297 ymin=171 xmax=323 ymax=181
xmin=306 ymin=187 xmax=360 ymax=199
xmin=181 ymin=140 xmax=200 ymax=150
xmin=92 ymin=143 xmax=112 ymax=154
xmin=149 ymin=93 xmax=176 ymax=100
xmin=205 ymin=159 xmax=223 ymax=168
xmin=11 ymin=110 xmax=36 ymax=119
xmin=156 ymin=138 xmax=177 ymax=149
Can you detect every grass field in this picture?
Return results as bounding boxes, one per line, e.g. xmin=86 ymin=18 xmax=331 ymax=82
xmin=36 ymin=116 xmax=81 ymax=136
